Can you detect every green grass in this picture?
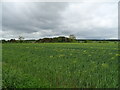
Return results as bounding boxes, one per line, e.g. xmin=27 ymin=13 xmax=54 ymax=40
xmin=2 ymin=43 xmax=119 ymax=88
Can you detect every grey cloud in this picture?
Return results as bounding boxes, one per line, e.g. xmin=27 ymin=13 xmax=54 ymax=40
xmin=2 ymin=2 xmax=68 ymax=33
xmin=2 ymin=2 xmax=118 ymax=39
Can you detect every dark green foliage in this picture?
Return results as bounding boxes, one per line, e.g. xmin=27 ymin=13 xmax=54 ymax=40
xmin=36 ymin=36 xmax=77 ymax=43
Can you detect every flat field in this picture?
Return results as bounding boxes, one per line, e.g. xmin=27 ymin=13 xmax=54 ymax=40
xmin=2 ymin=43 xmax=119 ymax=88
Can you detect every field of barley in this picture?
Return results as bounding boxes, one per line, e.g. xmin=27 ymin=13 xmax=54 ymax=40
xmin=2 ymin=43 xmax=119 ymax=88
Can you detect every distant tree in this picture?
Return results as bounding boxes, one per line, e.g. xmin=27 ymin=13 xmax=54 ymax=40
xmin=2 ymin=39 xmax=7 ymax=43
xmin=9 ymin=39 xmax=16 ymax=43
xmin=69 ymin=34 xmax=76 ymax=40
xmin=18 ymin=36 xmax=24 ymax=43
xmin=84 ymin=40 xmax=92 ymax=43
xmin=69 ymin=34 xmax=77 ymax=42
xmin=19 ymin=36 xmax=24 ymax=40
xmin=42 ymin=38 xmax=53 ymax=43
xmin=54 ymin=36 xmax=70 ymax=42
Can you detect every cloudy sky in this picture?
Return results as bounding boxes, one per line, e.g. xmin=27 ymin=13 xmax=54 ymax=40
xmin=1 ymin=1 xmax=118 ymax=40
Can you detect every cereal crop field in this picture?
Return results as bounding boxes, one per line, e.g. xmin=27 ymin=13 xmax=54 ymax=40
xmin=2 ymin=43 xmax=119 ymax=88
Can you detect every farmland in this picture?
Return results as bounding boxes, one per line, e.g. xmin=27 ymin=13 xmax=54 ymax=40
xmin=2 ymin=43 xmax=119 ymax=88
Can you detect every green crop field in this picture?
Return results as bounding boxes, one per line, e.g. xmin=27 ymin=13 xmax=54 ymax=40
xmin=2 ymin=43 xmax=119 ymax=88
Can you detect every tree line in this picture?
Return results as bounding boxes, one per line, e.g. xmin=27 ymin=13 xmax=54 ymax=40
xmin=1 ymin=35 xmax=119 ymax=43
xmin=1 ymin=35 xmax=77 ymax=43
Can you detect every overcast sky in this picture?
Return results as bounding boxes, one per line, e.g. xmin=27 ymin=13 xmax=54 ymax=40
xmin=1 ymin=1 xmax=118 ymax=40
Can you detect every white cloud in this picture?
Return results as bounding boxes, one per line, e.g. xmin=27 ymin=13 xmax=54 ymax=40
xmin=61 ymin=3 xmax=118 ymax=39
